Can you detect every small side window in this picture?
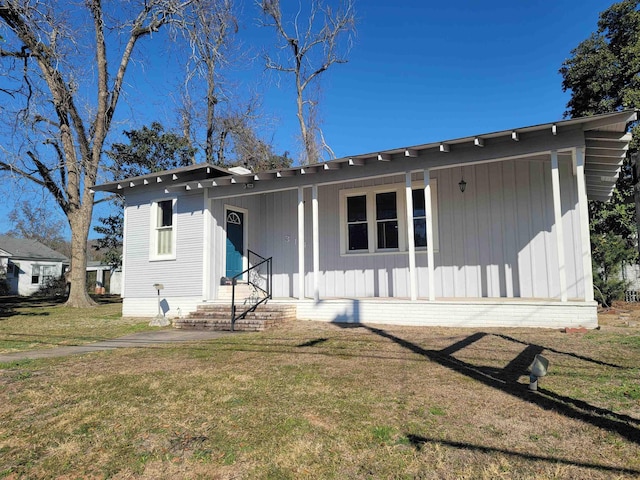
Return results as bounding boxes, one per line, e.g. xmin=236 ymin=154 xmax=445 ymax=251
xmin=151 ymin=198 xmax=176 ymax=260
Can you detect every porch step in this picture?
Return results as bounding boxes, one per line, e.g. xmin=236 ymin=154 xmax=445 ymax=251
xmin=175 ymin=303 xmax=297 ymax=332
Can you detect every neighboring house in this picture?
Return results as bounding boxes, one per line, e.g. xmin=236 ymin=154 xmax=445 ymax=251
xmin=0 ymin=235 xmax=69 ymax=296
xmin=86 ymin=261 xmax=122 ymax=295
xmin=92 ymin=110 xmax=636 ymax=328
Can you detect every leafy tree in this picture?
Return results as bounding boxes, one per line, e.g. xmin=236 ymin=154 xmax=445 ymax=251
xmin=105 ymin=122 xmax=196 ymax=179
xmin=94 ymin=123 xmax=196 ymax=267
xmin=560 ymin=0 xmax=640 ymax=302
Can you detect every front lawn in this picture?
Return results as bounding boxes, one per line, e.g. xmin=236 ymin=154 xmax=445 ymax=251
xmin=0 ymin=296 xmax=151 ymax=354
xmin=0 ymin=316 xmax=638 ymax=479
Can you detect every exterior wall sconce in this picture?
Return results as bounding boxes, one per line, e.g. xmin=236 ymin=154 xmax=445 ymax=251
xmin=458 ymin=178 xmax=467 ymax=193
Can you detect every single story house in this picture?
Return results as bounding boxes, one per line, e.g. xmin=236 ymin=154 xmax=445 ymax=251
xmin=93 ymin=110 xmax=636 ymax=328
xmin=0 ymin=234 xmax=69 ymax=296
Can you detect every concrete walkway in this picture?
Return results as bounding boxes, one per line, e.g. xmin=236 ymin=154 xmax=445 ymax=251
xmin=0 ymin=329 xmax=234 ymax=363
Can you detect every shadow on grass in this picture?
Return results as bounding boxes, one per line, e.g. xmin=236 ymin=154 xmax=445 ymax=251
xmin=405 ymin=434 xmax=640 ymax=476
xmin=0 ymin=295 xmax=121 ymax=320
xmin=297 ymin=337 xmax=328 ymax=348
xmin=494 ymin=333 xmax=624 ymax=369
xmin=343 ymin=323 xmax=640 ymax=447
xmin=0 ymin=296 xmax=63 ymax=319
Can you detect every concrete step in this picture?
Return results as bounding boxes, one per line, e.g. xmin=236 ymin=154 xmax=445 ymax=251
xmin=195 ymin=303 xmax=296 ymax=314
xmin=176 ymin=302 xmax=297 ymax=332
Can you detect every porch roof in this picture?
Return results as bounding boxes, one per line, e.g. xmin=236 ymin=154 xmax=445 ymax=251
xmin=93 ymin=110 xmax=637 ymax=201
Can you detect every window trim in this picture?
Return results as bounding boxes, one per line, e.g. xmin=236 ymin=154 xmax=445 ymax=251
xmin=149 ymin=197 xmax=177 ymax=261
xmin=339 ymin=180 xmax=438 ymax=256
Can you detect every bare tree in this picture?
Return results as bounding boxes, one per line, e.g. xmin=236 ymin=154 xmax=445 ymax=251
xmin=8 ymin=201 xmax=71 ymax=258
xmin=0 ymin=0 xmax=191 ymax=307
xmin=180 ymin=0 xmax=237 ymax=164
xmin=179 ymin=2 xmax=280 ymax=167
xmin=260 ymin=0 xmax=355 ymax=164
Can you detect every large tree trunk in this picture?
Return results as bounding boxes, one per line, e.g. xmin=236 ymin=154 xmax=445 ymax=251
xmin=66 ymin=202 xmax=95 ymax=307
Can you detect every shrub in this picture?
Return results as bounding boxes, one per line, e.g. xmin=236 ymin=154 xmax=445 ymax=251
xmin=0 ymin=277 xmax=9 ymax=296
xmin=35 ymin=276 xmax=68 ymax=298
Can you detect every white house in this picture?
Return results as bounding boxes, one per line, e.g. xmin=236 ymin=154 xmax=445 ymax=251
xmin=93 ymin=110 xmax=637 ymax=328
xmin=0 ymin=235 xmax=69 ymax=296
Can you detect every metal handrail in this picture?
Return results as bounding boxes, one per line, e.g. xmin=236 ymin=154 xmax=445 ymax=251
xmin=231 ymin=251 xmax=272 ymax=331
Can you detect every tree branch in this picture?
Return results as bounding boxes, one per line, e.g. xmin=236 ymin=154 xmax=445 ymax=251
xmin=26 ymin=150 xmax=70 ymax=214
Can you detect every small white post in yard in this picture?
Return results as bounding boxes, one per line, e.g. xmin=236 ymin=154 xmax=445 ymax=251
xmin=149 ymin=283 xmax=170 ymax=327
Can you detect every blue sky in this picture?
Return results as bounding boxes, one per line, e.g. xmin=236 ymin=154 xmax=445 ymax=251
xmin=124 ymin=0 xmax=615 ymax=160
xmin=0 ymin=0 xmax=616 ymax=237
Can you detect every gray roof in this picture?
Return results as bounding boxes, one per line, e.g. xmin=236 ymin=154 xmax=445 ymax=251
xmin=0 ymin=235 xmax=69 ymax=262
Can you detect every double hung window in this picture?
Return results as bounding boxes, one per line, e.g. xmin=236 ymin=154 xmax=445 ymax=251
xmin=347 ymin=195 xmax=368 ymax=251
xmin=341 ymin=181 xmax=438 ymax=255
xmin=376 ymin=192 xmax=399 ymax=249
xmin=31 ymin=265 xmax=56 ymax=284
xmin=151 ymin=198 xmax=176 ymax=260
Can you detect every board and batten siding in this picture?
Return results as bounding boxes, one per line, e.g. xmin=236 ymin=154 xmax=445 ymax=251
xmin=124 ymin=190 xmax=205 ymax=301
xmin=234 ymin=156 xmax=584 ymax=300
xmin=434 ymin=158 xmax=583 ymax=299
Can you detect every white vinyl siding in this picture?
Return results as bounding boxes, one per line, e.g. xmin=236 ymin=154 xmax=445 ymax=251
xmin=123 ymin=191 xmax=204 ymax=301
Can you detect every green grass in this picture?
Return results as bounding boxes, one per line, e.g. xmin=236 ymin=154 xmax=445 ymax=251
xmin=0 ymin=296 xmax=152 ymax=354
xmin=0 ymin=317 xmax=639 ymax=478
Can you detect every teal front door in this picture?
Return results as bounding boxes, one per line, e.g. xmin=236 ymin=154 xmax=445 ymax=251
xmin=225 ymin=209 xmax=244 ymax=279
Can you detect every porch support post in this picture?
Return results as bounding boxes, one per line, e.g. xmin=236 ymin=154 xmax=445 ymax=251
xmin=298 ymin=186 xmax=305 ymax=300
xmin=202 ymin=188 xmax=211 ymax=300
xmin=312 ymin=184 xmax=320 ymax=302
xmin=121 ymin=204 xmax=128 ymax=296
xmin=551 ymin=150 xmax=568 ymax=302
xmin=574 ymin=147 xmax=594 ymax=302
xmin=405 ymin=172 xmax=417 ymax=300
xmin=424 ymin=169 xmax=436 ymax=301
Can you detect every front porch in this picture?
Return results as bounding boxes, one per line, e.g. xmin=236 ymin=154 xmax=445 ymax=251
xmin=283 ymin=297 xmax=597 ymax=329
xmin=184 ymin=295 xmax=597 ymax=330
